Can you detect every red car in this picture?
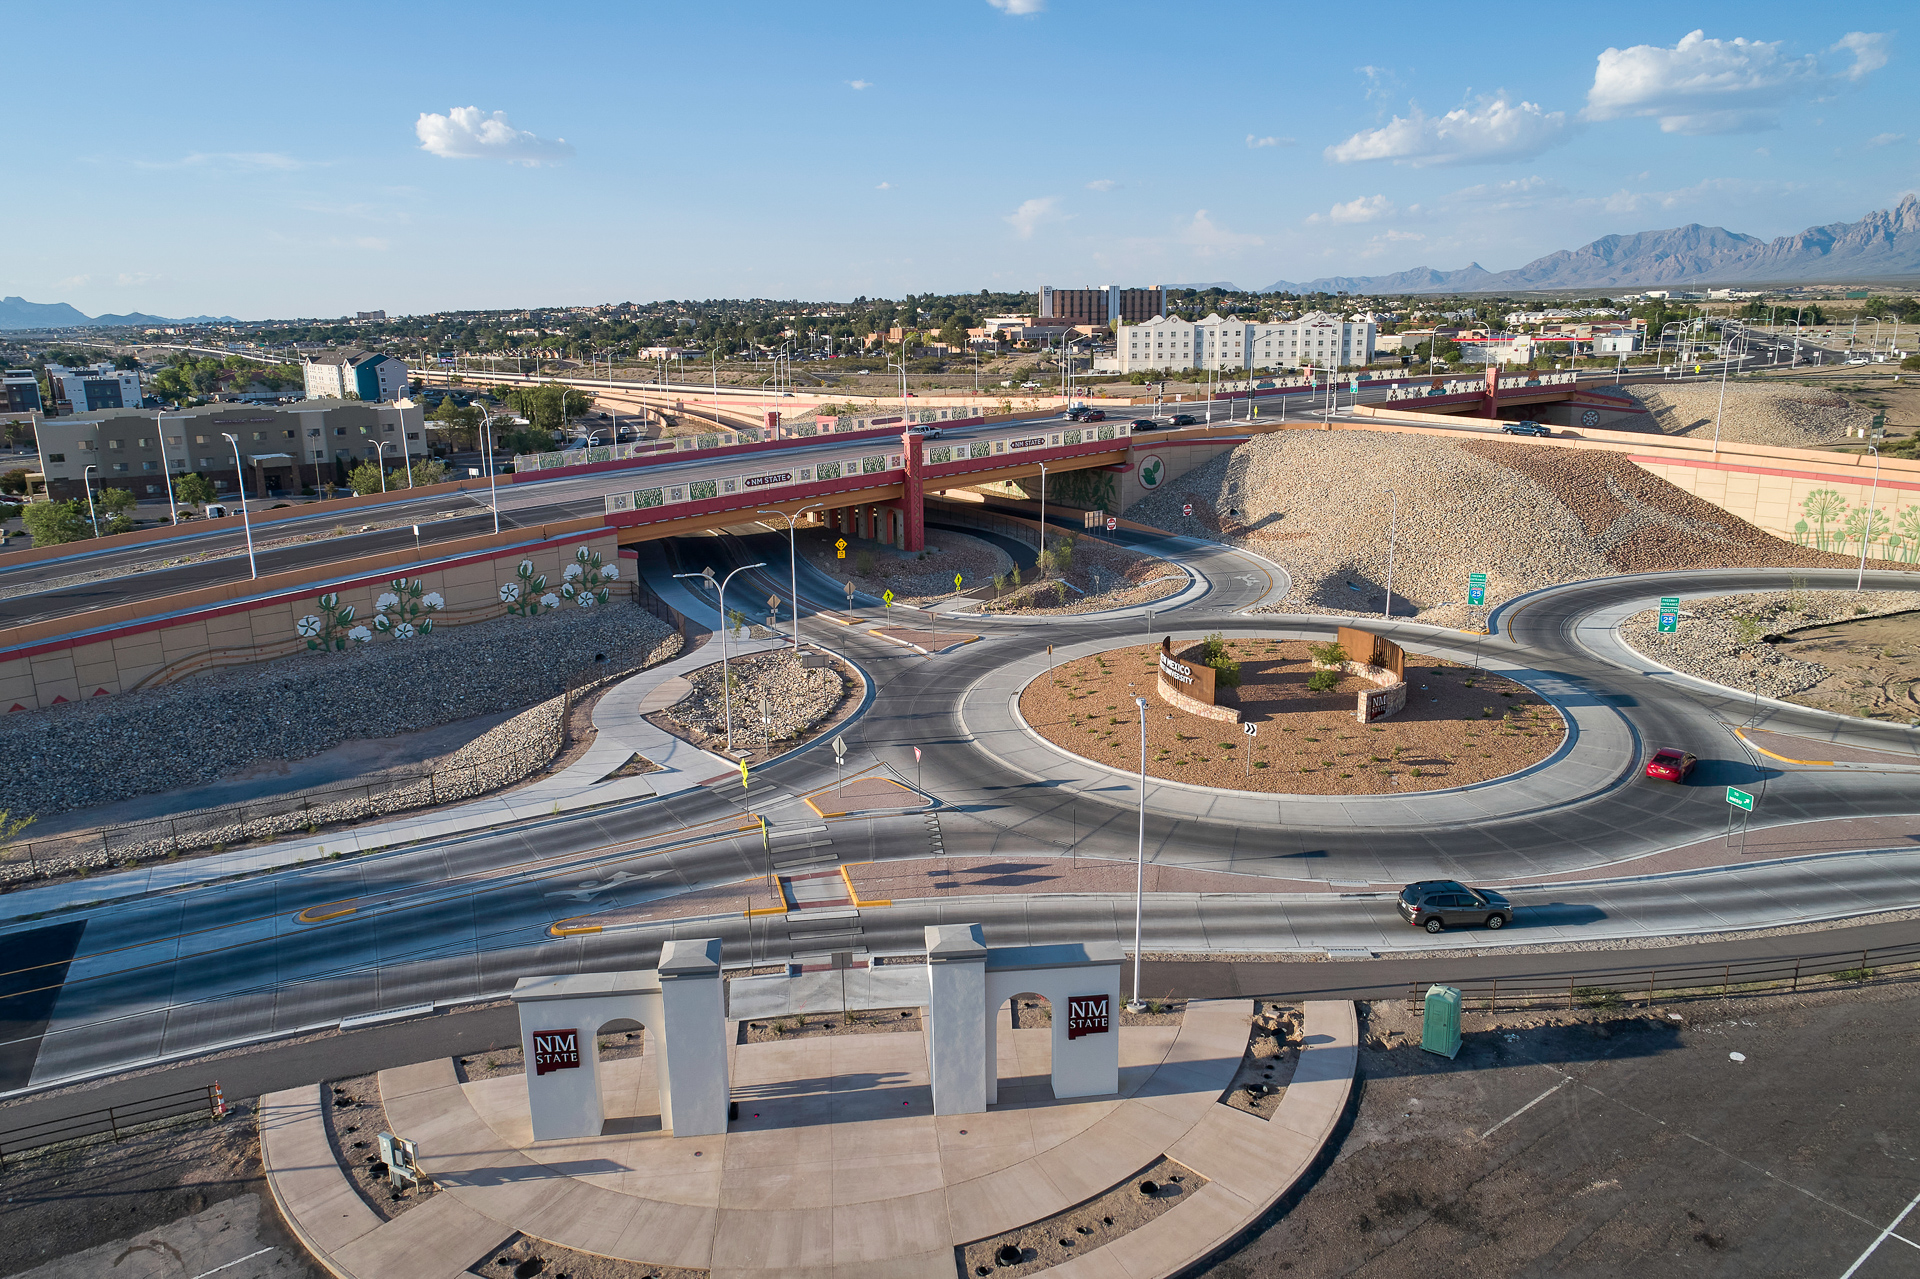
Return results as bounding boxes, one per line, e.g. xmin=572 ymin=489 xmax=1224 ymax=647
xmin=1645 ymin=748 xmax=1697 ymax=781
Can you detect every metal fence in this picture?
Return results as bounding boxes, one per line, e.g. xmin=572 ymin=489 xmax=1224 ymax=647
xmin=0 ymin=1084 xmax=224 ymax=1167
xmin=1406 ymin=939 xmax=1920 ymax=1014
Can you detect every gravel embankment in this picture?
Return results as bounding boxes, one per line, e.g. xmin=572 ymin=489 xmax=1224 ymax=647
xmin=1619 ymin=589 xmax=1920 ymax=709
xmin=1624 ymin=383 xmax=1871 ymax=448
xmin=654 ymin=650 xmax=851 ymax=756
xmin=1126 ymin=429 xmax=1906 ymax=627
xmin=0 ymin=602 xmax=680 ymax=821
xmin=977 ymin=538 xmax=1186 ymax=616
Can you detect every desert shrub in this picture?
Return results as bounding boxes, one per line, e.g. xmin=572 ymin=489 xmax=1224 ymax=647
xmin=1308 ymin=640 xmax=1349 ymax=668
xmin=1306 ymin=670 xmax=1339 ymax=693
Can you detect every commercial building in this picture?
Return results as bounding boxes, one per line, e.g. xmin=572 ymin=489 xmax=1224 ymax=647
xmin=46 ymin=364 xmax=143 ymax=415
xmin=34 ymin=398 xmax=425 ymax=503
xmin=301 ymin=349 xmax=411 ymax=402
xmin=3 ymin=370 xmax=42 ymax=415
xmin=1038 ymin=285 xmax=1166 ymax=326
xmin=1113 ymin=311 xmax=1376 ymax=373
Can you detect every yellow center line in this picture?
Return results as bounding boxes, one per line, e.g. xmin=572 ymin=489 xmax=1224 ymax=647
xmin=1732 ymin=726 xmax=1835 ymax=767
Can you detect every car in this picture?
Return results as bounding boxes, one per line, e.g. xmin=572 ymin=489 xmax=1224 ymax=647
xmin=909 ymin=424 xmax=942 ymax=439
xmin=1082 ymin=409 xmax=1106 ymax=421
xmin=1130 ymin=418 xmax=1159 ymax=432
xmin=1500 ymin=421 xmax=1552 ymax=437
xmin=1645 ymin=748 xmax=1697 ymax=781
xmin=1169 ymin=413 xmax=1197 ymax=426
xmin=1065 ymin=407 xmax=1089 ymax=421
xmin=1397 ymin=880 xmax=1512 ymax=933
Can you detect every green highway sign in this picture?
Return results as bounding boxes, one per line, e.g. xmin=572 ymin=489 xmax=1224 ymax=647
xmin=1467 ymin=572 xmax=1486 ymax=607
xmin=1726 ymin=786 xmax=1754 ymax=812
xmin=1659 ymin=596 xmax=1680 ymax=609
xmin=1658 ymin=596 xmax=1680 ymax=634
xmin=1469 ymin=573 xmax=1487 ymax=586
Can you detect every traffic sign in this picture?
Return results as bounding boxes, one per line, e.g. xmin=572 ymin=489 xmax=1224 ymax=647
xmin=1468 ymin=587 xmax=1486 ymax=607
xmin=1242 ymin=723 xmax=1257 ymax=737
xmin=1658 ymin=612 xmax=1678 ymax=633
xmin=1468 ymin=573 xmax=1487 ymax=587
xmin=835 ymin=537 xmax=848 ymax=559
xmin=1726 ymin=786 xmax=1754 ymax=812
xmin=1182 ymin=503 xmax=1193 ymax=517
xmin=1659 ymin=596 xmax=1680 ymax=609
xmin=1105 ymin=516 xmax=1118 ymax=532
xmin=882 ymin=589 xmax=894 ymax=605
xmin=953 ymin=573 xmax=963 ymax=590
xmin=832 ymin=734 xmax=847 ymax=760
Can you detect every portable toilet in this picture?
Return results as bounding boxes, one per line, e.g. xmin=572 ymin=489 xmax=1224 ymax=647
xmin=1422 ymin=984 xmax=1462 ymax=1059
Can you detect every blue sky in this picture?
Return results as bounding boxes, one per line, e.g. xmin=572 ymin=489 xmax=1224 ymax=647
xmin=4 ymin=1 xmax=1908 ymax=317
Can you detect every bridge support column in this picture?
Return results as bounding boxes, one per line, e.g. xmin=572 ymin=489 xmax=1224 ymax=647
xmin=900 ymin=430 xmax=926 ymax=552
xmin=1482 ymin=364 xmax=1500 ymax=418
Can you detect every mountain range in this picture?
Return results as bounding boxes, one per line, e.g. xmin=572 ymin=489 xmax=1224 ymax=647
xmin=1256 ymin=195 xmax=1920 ymax=295
xmin=0 ymin=296 xmax=237 ymax=330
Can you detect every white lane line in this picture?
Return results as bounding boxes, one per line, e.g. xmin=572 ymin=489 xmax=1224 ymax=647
xmin=1837 ymin=1185 xmax=1920 ymax=1278
xmin=190 ymin=1247 xmax=275 ymax=1279
xmin=1480 ymin=1076 xmax=1572 ymax=1139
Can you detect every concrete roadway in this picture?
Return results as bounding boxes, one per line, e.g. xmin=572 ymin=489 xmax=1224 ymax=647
xmin=4 ymin=542 xmax=1918 ymax=1094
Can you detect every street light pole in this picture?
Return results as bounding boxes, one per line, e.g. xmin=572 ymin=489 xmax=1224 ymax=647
xmin=675 ymin=562 xmax=765 ymax=753
xmin=81 ymin=463 xmax=99 ymax=536
xmin=1857 ymin=446 xmax=1882 ymax=592
xmin=1037 ymin=461 xmax=1049 ymax=564
xmin=219 ymin=433 xmax=259 ymax=579
xmin=1128 ymin=694 xmax=1149 ymax=1011
xmin=1383 ymin=489 xmax=1399 ymax=620
xmin=758 ymin=503 xmax=824 ymax=653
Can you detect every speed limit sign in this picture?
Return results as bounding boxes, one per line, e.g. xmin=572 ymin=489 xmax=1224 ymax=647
xmin=1182 ymin=503 xmax=1193 ymax=517
xmin=1105 ymin=516 xmax=1118 ymax=531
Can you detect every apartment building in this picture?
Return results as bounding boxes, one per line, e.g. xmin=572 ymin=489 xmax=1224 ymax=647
xmin=35 ymin=398 xmax=425 ymax=502
xmin=2 ymin=370 xmax=42 ymax=415
xmin=1038 ymin=285 xmax=1166 ymax=326
xmin=46 ymin=363 xmax=144 ymax=414
xmin=301 ymin=349 xmax=411 ymax=402
xmin=1114 ymin=311 xmax=1376 ymax=372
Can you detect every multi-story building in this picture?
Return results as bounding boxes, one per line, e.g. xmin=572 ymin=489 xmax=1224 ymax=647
xmin=34 ymin=399 xmax=426 ymax=503
xmin=1113 ymin=311 xmax=1376 ymax=373
xmin=301 ymin=350 xmax=411 ymax=402
xmin=1038 ymin=285 xmax=1166 ymax=327
xmin=3 ymin=369 xmax=43 ymax=415
xmin=46 ymin=364 xmax=144 ymax=415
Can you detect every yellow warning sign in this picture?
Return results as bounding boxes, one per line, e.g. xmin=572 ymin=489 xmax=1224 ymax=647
xmin=835 ymin=537 xmax=848 ymax=560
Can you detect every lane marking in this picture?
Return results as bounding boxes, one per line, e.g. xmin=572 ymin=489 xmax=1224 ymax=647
xmin=1733 ymin=726 xmax=1835 ymax=767
xmin=294 ymin=901 xmax=357 ymax=924
xmin=190 ymin=1247 xmax=276 ymax=1279
xmin=1838 ymin=1185 xmax=1920 ymax=1277
xmin=1480 ymin=1076 xmax=1572 ymax=1139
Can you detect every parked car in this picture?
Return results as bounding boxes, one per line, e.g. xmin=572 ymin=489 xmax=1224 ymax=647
xmin=1397 ymin=880 xmax=1512 ymax=933
xmin=1130 ymin=418 xmax=1159 ymax=432
xmin=1645 ymin=748 xmax=1697 ymax=782
xmin=1500 ymin=421 xmax=1552 ymax=437
xmin=1169 ymin=413 xmax=1198 ymax=426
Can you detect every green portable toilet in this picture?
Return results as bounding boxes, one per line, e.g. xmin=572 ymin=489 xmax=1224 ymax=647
xmin=1422 ymin=984 xmax=1461 ymax=1059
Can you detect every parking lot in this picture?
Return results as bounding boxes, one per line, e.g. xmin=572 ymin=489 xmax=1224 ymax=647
xmin=1201 ymin=983 xmax=1920 ymax=1278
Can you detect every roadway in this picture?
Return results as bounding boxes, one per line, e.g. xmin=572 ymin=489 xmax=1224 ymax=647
xmin=1 ymin=544 xmax=1916 ymax=1095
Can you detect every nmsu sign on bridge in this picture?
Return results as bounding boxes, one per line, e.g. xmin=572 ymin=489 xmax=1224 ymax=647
xmin=1066 ymin=993 xmax=1111 ymax=1040
xmin=533 ymin=1028 xmax=582 ymax=1075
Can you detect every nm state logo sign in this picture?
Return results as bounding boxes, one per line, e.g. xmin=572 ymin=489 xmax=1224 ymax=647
xmin=1067 ymin=994 xmax=1111 ymax=1040
xmin=533 ymin=1028 xmax=581 ymax=1076
xmin=1138 ymin=455 xmax=1166 ymax=489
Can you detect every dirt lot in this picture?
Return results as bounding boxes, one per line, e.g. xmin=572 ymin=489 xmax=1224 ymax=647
xmin=1199 ymin=983 xmax=1920 ymax=1279
xmin=1772 ymin=611 xmax=1920 ymax=723
xmin=1019 ymin=641 xmax=1564 ymax=795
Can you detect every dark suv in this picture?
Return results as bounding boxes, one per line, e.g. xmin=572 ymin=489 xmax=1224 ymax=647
xmin=1169 ymin=413 xmax=1198 ymax=426
xmin=1397 ymin=880 xmax=1512 ymax=933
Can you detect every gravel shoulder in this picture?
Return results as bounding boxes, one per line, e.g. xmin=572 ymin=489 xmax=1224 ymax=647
xmin=1623 ymin=380 xmax=1872 ymax=448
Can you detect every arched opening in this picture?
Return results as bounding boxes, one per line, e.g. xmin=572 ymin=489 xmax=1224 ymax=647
xmin=994 ymin=993 xmax=1054 ymax=1103
xmin=593 ymin=1015 xmax=661 ymax=1135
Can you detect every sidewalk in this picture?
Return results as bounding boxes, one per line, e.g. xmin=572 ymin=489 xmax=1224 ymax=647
xmin=0 ymin=641 xmax=776 ymax=923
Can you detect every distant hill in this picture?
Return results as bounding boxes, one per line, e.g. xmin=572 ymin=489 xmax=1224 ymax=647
xmin=1263 ymin=195 xmax=1920 ymax=294
xmin=0 ymin=297 xmax=238 ymax=330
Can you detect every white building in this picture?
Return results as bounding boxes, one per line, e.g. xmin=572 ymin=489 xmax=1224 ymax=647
xmin=46 ymin=364 xmax=143 ymax=414
xmin=1114 ymin=311 xmax=1375 ymax=373
xmin=301 ymin=349 xmax=410 ymax=402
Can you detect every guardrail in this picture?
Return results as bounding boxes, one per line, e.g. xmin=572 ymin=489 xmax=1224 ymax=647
xmin=511 ymin=406 xmax=996 ymax=476
xmin=0 ymin=1083 xmax=224 ymax=1167
xmin=1407 ymin=938 xmax=1920 ymax=1014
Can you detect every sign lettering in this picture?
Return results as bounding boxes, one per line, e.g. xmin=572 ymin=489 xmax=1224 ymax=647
xmin=1157 ymin=651 xmax=1194 ymax=685
xmin=743 ymin=471 xmax=793 ymax=488
xmin=1009 ymin=435 xmax=1047 ymax=449
xmin=1067 ymin=993 xmax=1110 ymax=1040
xmin=532 ymin=1028 xmax=581 ymax=1076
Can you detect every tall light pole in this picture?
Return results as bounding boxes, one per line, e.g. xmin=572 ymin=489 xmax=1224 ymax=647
xmin=1857 ymin=446 xmax=1882 ymax=591
xmin=81 ymin=463 xmax=99 ymax=536
xmin=1382 ymin=489 xmax=1399 ymax=621
xmin=675 ymin=562 xmax=765 ymax=753
xmin=475 ymin=409 xmax=502 ymax=534
xmin=1127 ymin=694 xmax=1149 ymax=1012
xmin=373 ymin=441 xmax=395 ymax=493
xmin=1036 ymin=462 xmax=1049 ymax=564
xmin=219 ymin=433 xmax=259 ymax=579
xmin=758 ymin=503 xmax=824 ymax=652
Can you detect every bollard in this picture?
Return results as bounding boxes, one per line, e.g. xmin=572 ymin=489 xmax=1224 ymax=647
xmin=212 ymin=1081 xmax=226 ymax=1119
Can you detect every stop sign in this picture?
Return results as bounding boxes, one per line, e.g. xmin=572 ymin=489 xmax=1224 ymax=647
xmin=1182 ymin=503 xmax=1193 ymax=517
xmin=1105 ymin=516 xmax=1118 ymax=531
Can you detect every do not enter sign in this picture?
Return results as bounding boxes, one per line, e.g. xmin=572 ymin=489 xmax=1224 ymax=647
xmin=1105 ymin=516 xmax=1118 ymax=531
xmin=1182 ymin=503 xmax=1193 ymax=517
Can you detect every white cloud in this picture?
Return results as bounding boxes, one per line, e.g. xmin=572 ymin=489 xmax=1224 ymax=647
xmin=875 ymin=182 xmax=892 ymax=190
xmin=847 ymin=79 xmax=872 ymax=90
xmin=114 ymin=272 xmax=161 ymax=286
xmin=986 ymin=0 xmax=1043 ymax=13
xmin=1326 ymin=94 xmax=1571 ymax=166
xmin=1245 ymin=134 xmax=1294 ymax=149
xmin=1379 ymin=229 xmax=1425 ymax=242
xmin=1867 ymin=132 xmax=1905 ymax=148
xmin=415 ymin=107 xmax=574 ymax=166
xmin=54 ymin=275 xmax=91 ymax=290
xmin=1085 ymin=178 xmax=1118 ymax=192
xmin=1179 ymin=210 xmax=1262 ymax=256
xmin=1584 ymin=30 xmax=1825 ymax=134
xmin=1832 ymin=32 xmax=1889 ymax=82
xmin=1004 ymin=196 xmax=1064 ymax=239
xmin=1308 ymin=194 xmax=1395 ymax=224
xmin=136 ymin=151 xmax=310 ymax=172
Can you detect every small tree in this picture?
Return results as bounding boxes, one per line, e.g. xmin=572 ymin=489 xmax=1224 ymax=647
xmin=92 ymin=486 xmax=135 ymax=536
xmin=0 ymin=809 xmax=36 ymax=863
xmin=0 ymin=469 xmax=29 ymax=495
xmin=1306 ymin=670 xmax=1339 ymax=692
xmin=1307 ymin=640 xmax=1349 ymax=668
xmin=22 ymin=500 xmax=91 ymax=545
xmin=346 ymin=461 xmax=386 ymax=496
xmin=175 ymin=471 xmax=217 ymax=510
